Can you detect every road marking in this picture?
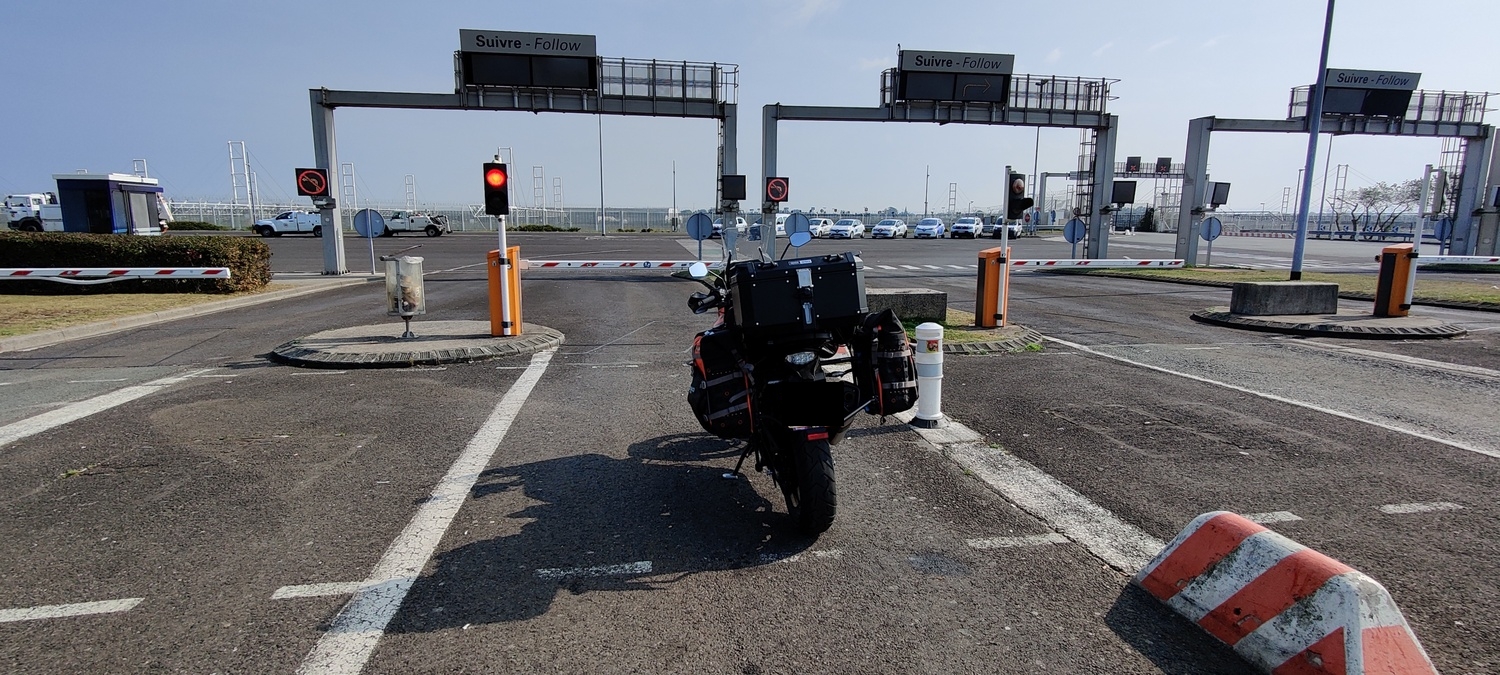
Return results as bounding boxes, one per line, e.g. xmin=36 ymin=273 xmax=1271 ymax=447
xmin=0 ymin=369 xmax=215 ymax=450
xmin=1244 ymin=511 xmax=1303 ymax=524
xmin=562 ymin=322 xmax=656 ymax=356
xmin=66 ymin=378 xmax=129 ymax=383
xmin=901 ymin=414 xmax=1163 ymax=573
xmin=291 ymin=370 xmax=348 ymax=376
xmin=1044 ymin=336 xmax=1500 ymax=460
xmin=1291 ymin=341 xmax=1500 ymax=382
xmin=967 ymin=533 xmax=1070 ymax=549
xmin=901 ymin=265 xmax=921 ymax=270
xmin=296 ymin=349 xmax=554 ymax=675
xmin=924 ymin=264 xmax=944 ymax=270
xmin=1378 ymin=501 xmax=1463 ymax=515
xmin=535 ymin=561 xmax=652 ymax=580
xmin=272 ymin=582 xmax=364 ymax=599
xmin=1182 ymin=347 xmax=1223 ymax=351
xmin=947 ymin=264 xmax=968 ymax=270
xmin=0 ymin=597 xmax=143 ymax=623
xmin=877 ymin=265 xmax=897 ymax=270
xmin=759 ymin=549 xmax=844 ymax=564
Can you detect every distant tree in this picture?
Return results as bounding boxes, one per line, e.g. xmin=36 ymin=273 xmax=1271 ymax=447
xmin=1138 ymin=207 xmax=1157 ymax=233
xmin=1330 ymin=179 xmax=1420 ymax=233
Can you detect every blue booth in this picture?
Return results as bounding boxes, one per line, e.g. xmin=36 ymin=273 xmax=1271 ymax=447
xmin=53 ymin=173 xmax=166 ymax=235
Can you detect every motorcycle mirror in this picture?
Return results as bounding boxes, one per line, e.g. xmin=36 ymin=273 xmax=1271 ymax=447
xmin=688 ymin=262 xmax=709 ymax=279
xmin=788 ymin=231 xmax=813 ymax=248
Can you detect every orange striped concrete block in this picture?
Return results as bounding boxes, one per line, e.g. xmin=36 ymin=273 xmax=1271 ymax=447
xmin=1132 ymin=511 xmax=1437 ymax=674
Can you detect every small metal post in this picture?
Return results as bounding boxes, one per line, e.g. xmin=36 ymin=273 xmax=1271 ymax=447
xmin=911 ymin=323 xmax=945 ymax=428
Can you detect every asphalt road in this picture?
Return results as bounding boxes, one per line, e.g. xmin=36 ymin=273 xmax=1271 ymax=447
xmin=1 ymin=232 xmax=1496 ymax=673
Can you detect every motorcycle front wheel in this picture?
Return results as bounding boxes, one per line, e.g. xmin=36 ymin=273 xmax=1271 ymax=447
xmin=781 ymin=438 xmax=837 ymax=534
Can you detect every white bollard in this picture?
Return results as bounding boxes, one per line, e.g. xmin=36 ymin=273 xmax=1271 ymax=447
xmin=912 ymin=322 xmax=945 ymax=428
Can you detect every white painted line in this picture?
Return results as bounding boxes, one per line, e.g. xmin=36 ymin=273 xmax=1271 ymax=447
xmin=66 ymin=378 xmax=128 ymax=383
xmin=535 ymin=561 xmax=652 ymax=580
xmin=296 ymin=349 xmax=554 ymax=675
xmin=947 ymin=264 xmax=968 ymax=270
xmin=924 ymin=264 xmax=944 ymax=270
xmin=899 ymin=414 xmax=1163 ymax=573
xmin=1378 ymin=501 xmax=1463 ymax=515
xmin=900 ymin=264 xmax=921 ymax=270
xmin=967 ymin=533 xmax=1071 ymax=549
xmin=291 ymin=370 xmax=348 ymax=376
xmin=272 ymin=582 xmax=364 ymax=600
xmin=758 ymin=549 xmax=844 ymax=564
xmin=1291 ymin=341 xmax=1500 ymax=382
xmin=1182 ymin=347 xmax=1223 ymax=351
xmin=877 ymin=265 xmax=898 ymax=270
xmin=1043 ymin=336 xmax=1500 ymax=460
xmin=0 ymin=597 xmax=143 ymax=623
xmin=0 ymin=369 xmax=215 ymax=450
xmin=1244 ymin=511 xmax=1303 ymax=524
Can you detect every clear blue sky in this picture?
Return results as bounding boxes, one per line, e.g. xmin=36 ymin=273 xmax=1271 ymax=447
xmin=3 ymin=0 xmax=1497 ymax=214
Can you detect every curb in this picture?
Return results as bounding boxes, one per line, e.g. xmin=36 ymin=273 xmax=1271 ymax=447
xmin=0 ymin=278 xmax=377 ymax=354
xmin=1190 ymin=308 xmax=1467 ymax=340
xmin=1134 ymin=511 xmax=1437 ymax=674
xmin=942 ymin=327 xmax=1046 ymax=354
xmin=269 ymin=323 xmax=565 ymax=369
xmin=1065 ymin=270 xmax=1500 ymax=313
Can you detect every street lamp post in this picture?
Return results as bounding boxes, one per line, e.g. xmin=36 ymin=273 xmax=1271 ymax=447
xmin=1291 ymin=0 xmax=1337 ymax=280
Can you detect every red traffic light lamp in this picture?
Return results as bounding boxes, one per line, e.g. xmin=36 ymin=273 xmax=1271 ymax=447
xmin=483 ymin=163 xmax=510 ymax=216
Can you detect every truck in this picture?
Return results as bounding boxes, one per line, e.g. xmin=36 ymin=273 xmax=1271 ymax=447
xmin=383 ymin=211 xmax=450 ymax=237
xmin=4 ymin=193 xmax=63 ymax=232
xmin=253 ymin=211 xmax=324 ymax=237
xmin=6 ymin=174 xmax=166 ymax=235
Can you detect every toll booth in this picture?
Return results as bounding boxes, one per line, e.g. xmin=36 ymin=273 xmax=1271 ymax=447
xmin=53 ymin=173 xmax=166 ymax=235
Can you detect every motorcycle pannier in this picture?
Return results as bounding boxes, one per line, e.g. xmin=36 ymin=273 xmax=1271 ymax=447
xmin=727 ymin=252 xmax=867 ymax=338
xmin=687 ymin=327 xmax=753 ymax=439
xmin=854 ymin=308 xmax=918 ymax=416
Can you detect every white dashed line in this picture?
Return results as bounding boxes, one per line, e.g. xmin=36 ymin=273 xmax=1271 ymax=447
xmin=924 ymin=264 xmax=944 ymax=270
xmin=290 ymin=370 xmax=348 ymax=376
xmin=1244 ymin=511 xmax=1303 ymax=524
xmin=272 ymin=582 xmax=364 ymax=599
xmin=947 ymin=264 xmax=968 ymax=270
xmin=967 ymin=533 xmax=1071 ymax=549
xmin=66 ymin=379 xmax=129 ymax=383
xmin=0 ymin=597 xmax=143 ymax=623
xmin=0 ymin=369 xmax=215 ymax=450
xmin=877 ymin=265 xmax=897 ymax=270
xmin=1378 ymin=501 xmax=1463 ymax=515
xmin=901 ymin=264 xmax=921 ymax=270
xmin=901 ymin=414 xmax=1163 ymax=573
xmin=535 ymin=561 xmax=652 ymax=579
xmin=759 ymin=549 xmax=844 ymax=564
xmin=296 ymin=349 xmax=554 ymax=675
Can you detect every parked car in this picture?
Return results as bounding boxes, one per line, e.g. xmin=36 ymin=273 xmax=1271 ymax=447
xmin=826 ymin=218 xmax=866 ymax=239
xmin=913 ymin=217 xmax=946 ymax=239
xmin=871 ymin=218 xmax=908 ymax=239
xmin=991 ymin=218 xmax=1023 ymax=239
xmin=254 ymin=211 xmax=322 ymax=237
xmin=711 ymin=216 xmax=748 ymax=238
xmin=979 ymin=216 xmax=999 ymax=236
xmin=807 ymin=217 xmax=835 ymax=237
xmin=951 ymin=216 xmax=983 ymax=239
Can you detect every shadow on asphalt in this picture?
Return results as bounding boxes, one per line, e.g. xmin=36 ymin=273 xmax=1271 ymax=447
xmin=1104 ymin=585 xmax=1258 ymax=674
xmin=386 ymin=433 xmax=812 ymax=632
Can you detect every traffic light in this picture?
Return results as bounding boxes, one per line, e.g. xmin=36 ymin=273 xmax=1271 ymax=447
xmin=483 ymin=163 xmax=509 ymax=216
xmin=1005 ymin=172 xmax=1033 ymax=221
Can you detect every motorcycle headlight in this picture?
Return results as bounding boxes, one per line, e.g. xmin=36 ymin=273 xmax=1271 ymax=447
xmin=785 ymin=351 xmax=817 ymax=366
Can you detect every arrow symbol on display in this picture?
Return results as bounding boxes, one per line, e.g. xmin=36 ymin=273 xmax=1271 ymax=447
xmin=961 ymin=80 xmax=992 ymax=96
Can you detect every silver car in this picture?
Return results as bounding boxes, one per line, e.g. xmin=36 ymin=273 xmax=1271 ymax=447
xmin=826 ymin=218 xmax=866 ymax=239
xmin=870 ymin=219 xmax=908 ymax=239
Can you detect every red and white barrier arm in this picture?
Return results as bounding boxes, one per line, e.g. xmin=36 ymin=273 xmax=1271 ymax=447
xmin=1011 ymin=259 xmax=1185 ymax=268
xmin=1 ymin=268 xmax=232 ymax=285
xmin=521 ymin=260 xmax=724 ymax=269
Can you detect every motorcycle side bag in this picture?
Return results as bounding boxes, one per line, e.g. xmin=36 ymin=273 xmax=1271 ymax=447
xmin=854 ymin=308 xmax=918 ymax=416
xmin=687 ymin=327 xmax=753 ymax=439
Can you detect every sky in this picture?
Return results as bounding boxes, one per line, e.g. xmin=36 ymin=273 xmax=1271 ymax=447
xmin=3 ymin=0 xmax=1498 ymax=215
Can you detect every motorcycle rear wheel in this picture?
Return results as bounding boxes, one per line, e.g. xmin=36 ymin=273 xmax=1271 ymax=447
xmin=782 ymin=438 xmax=837 ymax=534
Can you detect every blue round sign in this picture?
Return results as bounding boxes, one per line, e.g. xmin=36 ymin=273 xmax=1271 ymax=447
xmin=685 ymin=213 xmax=713 ymax=241
xmin=1063 ymin=218 xmax=1087 ymax=243
xmin=785 ymin=212 xmax=811 ymax=235
xmin=1201 ymin=216 xmax=1223 ymax=242
xmin=353 ymin=209 xmax=385 ymax=238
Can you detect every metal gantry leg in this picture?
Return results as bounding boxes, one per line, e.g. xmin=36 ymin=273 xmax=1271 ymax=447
xmin=1451 ymin=133 xmax=1494 ymax=255
xmin=310 ymin=90 xmax=347 ymax=275
xmin=1086 ymin=115 xmax=1118 ymax=259
xmin=1175 ymin=117 xmax=1214 ymax=264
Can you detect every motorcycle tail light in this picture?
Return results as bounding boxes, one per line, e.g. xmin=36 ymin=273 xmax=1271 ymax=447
xmin=785 ymin=351 xmax=816 ymax=366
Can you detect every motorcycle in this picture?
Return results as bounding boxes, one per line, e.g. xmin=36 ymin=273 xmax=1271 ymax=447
xmin=681 ymin=230 xmax=917 ymax=534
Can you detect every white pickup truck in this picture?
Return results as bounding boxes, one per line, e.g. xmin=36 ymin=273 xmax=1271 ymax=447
xmin=4 ymin=193 xmax=64 ymax=232
xmin=254 ymin=211 xmax=324 ymax=237
xmin=383 ymin=211 xmax=450 ymax=237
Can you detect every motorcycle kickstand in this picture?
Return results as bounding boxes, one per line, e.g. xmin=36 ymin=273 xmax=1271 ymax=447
xmin=722 ymin=444 xmax=754 ymax=480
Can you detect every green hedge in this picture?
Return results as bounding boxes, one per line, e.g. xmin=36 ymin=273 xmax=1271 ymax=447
xmin=166 ymin=220 xmax=230 ymax=231
xmin=0 ymin=232 xmax=270 ymax=294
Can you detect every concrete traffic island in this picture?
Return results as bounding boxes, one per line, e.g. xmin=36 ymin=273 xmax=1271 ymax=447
xmin=270 ymin=320 xmax=564 ymax=368
xmin=1192 ymin=281 xmax=1465 ymax=339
